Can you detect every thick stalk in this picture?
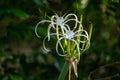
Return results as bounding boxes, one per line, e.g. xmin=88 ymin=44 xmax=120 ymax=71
xmin=58 ymin=62 xmax=69 ymax=80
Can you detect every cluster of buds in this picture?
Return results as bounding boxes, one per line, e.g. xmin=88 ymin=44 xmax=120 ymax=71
xmin=35 ymin=13 xmax=91 ymax=78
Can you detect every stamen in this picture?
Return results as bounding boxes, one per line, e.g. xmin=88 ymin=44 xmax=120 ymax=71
xmin=58 ymin=17 xmax=64 ymax=26
xmin=65 ymin=30 xmax=75 ymax=39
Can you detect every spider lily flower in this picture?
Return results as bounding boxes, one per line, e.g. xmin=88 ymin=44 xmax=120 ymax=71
xmin=56 ymin=25 xmax=89 ymax=61
xmin=55 ymin=27 xmax=89 ymax=78
xmin=55 ymin=16 xmax=90 ymax=78
xmin=43 ymin=20 xmax=89 ymax=78
xmin=51 ymin=13 xmax=79 ymax=28
xmin=35 ymin=13 xmax=80 ymax=41
xmin=35 ymin=13 xmax=92 ymax=78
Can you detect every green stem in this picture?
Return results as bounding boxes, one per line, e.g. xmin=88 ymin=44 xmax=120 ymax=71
xmin=58 ymin=62 xmax=69 ymax=80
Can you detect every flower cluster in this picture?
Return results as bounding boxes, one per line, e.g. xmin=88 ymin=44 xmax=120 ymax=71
xmin=35 ymin=13 xmax=91 ymax=77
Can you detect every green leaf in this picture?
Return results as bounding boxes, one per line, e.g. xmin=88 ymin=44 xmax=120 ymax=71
xmin=7 ymin=8 xmax=29 ymax=19
xmin=111 ymin=0 xmax=119 ymax=3
xmin=9 ymin=74 xmax=23 ymax=80
xmin=2 ymin=76 xmax=9 ymax=80
xmin=0 ymin=52 xmax=6 ymax=57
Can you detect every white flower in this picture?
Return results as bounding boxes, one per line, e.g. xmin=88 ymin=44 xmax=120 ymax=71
xmin=43 ymin=25 xmax=89 ymax=61
xmin=40 ymin=13 xmax=90 ymax=61
xmin=35 ymin=13 xmax=79 ymax=41
xmin=35 ymin=13 xmax=92 ymax=79
xmin=56 ymin=27 xmax=89 ymax=61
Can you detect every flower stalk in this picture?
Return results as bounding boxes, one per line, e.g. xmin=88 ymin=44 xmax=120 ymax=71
xmin=58 ymin=62 xmax=69 ymax=80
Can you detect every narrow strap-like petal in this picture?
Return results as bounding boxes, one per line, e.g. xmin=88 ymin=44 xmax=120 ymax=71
xmin=71 ymin=39 xmax=81 ymax=61
xmin=43 ymin=33 xmax=63 ymax=53
xmin=56 ymin=37 xmax=66 ymax=56
xmin=35 ymin=20 xmax=51 ymax=38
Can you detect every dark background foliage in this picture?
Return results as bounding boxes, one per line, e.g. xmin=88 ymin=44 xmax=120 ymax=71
xmin=0 ymin=0 xmax=120 ymax=80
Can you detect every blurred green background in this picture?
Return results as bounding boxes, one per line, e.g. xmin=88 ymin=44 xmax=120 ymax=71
xmin=0 ymin=0 xmax=120 ymax=80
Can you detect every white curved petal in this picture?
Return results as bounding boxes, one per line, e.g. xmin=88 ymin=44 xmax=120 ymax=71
xmin=43 ymin=33 xmax=60 ymax=52
xmin=74 ymin=29 xmax=87 ymax=35
xmin=35 ymin=20 xmax=51 ymax=38
xmin=64 ymin=13 xmax=79 ymax=31
xmin=60 ymin=25 xmax=69 ymax=32
xmin=71 ymin=39 xmax=81 ymax=61
xmin=64 ymin=13 xmax=78 ymax=20
xmin=64 ymin=19 xmax=80 ymax=30
xmin=43 ymin=33 xmax=63 ymax=53
xmin=43 ymin=35 xmax=51 ymax=52
xmin=74 ymin=34 xmax=88 ymax=43
xmin=47 ymin=24 xmax=54 ymax=41
xmin=81 ymin=30 xmax=89 ymax=38
xmin=64 ymin=19 xmax=79 ymax=23
xmin=74 ymin=30 xmax=89 ymax=42
xmin=51 ymin=15 xmax=58 ymax=28
xmin=56 ymin=37 xmax=66 ymax=56
xmin=64 ymin=24 xmax=71 ymax=31
xmin=51 ymin=15 xmax=58 ymax=22
xmin=80 ymin=41 xmax=90 ymax=50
